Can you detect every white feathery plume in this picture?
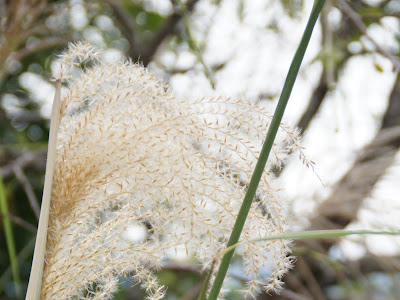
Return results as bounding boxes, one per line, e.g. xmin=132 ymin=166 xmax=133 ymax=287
xmin=41 ymin=42 xmax=305 ymax=299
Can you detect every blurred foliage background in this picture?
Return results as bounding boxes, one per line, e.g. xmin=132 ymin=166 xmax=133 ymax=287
xmin=1 ymin=0 xmax=400 ymax=299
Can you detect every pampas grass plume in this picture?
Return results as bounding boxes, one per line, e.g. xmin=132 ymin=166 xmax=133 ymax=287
xmin=42 ymin=42 xmax=303 ymax=299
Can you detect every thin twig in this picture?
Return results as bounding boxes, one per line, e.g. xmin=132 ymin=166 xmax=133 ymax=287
xmin=105 ymin=0 xmax=200 ymax=65
xmin=146 ymin=0 xmax=200 ymax=64
xmin=11 ymin=36 xmax=70 ymax=62
xmin=284 ymin=273 xmax=314 ymax=299
xmin=163 ymin=262 xmax=202 ymax=274
xmin=20 ymin=24 xmax=51 ymax=40
xmin=102 ymin=0 xmax=138 ymax=55
xmin=177 ymin=0 xmax=216 ymax=89
xmin=336 ymin=0 xmax=400 ymax=71
xmin=1 ymin=150 xmax=46 ymax=179
xmin=179 ymin=281 xmax=204 ymax=300
xmin=322 ymin=1 xmax=335 ymax=88
xmin=0 ymin=212 xmax=37 ymax=233
xmin=5 ymin=110 xmax=45 ymax=122
xmin=12 ymin=165 xmax=40 ymax=220
xmin=360 ymin=12 xmax=400 ymax=19
xmin=297 ymin=257 xmax=326 ymax=300
xmin=280 ymin=289 xmax=312 ymax=300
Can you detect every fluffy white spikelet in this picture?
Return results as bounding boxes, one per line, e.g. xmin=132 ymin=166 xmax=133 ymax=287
xmin=43 ymin=42 xmax=300 ymax=299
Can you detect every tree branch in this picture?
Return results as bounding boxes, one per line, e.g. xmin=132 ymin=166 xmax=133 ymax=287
xmin=336 ymin=0 xmax=400 ymax=71
xmin=0 ymin=212 xmax=37 ymax=233
xmin=3 ymin=110 xmax=45 ymax=123
xmin=143 ymin=0 xmax=199 ymax=65
xmin=308 ymin=73 xmax=400 ymax=231
xmin=1 ymin=150 xmax=46 ymax=179
xmin=296 ymin=70 xmax=329 ymax=134
xmin=296 ymin=257 xmax=327 ymax=300
xmin=102 ymin=0 xmax=139 ymax=57
xmin=12 ymin=165 xmax=40 ymax=220
xmin=278 ymin=73 xmax=400 ymax=300
xmin=279 ymin=290 xmax=313 ymax=300
xmin=296 ymin=5 xmax=352 ymax=134
xmin=11 ymin=36 xmax=70 ymax=62
xmin=105 ymin=0 xmax=199 ymax=65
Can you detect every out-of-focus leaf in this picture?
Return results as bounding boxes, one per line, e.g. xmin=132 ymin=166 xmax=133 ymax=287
xmin=281 ymin=0 xmax=304 ymax=18
xmin=374 ymin=62 xmax=384 ymax=73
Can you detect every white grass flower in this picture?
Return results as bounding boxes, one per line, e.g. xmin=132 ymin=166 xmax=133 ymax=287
xmin=42 ymin=42 xmax=303 ymax=299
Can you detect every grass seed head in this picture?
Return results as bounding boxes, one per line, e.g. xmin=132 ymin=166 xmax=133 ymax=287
xmin=43 ymin=42 xmax=304 ymax=299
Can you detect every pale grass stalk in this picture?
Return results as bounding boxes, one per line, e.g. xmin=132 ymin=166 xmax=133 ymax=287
xmin=26 ymin=80 xmax=61 ymax=300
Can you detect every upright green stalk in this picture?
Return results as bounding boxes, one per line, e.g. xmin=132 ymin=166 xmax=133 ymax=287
xmin=207 ymin=1 xmax=326 ymax=299
xmin=0 ymin=237 xmax=36 ymax=292
xmin=0 ymin=170 xmax=22 ymax=298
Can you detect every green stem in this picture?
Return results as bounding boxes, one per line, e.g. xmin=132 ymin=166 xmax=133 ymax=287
xmin=207 ymin=1 xmax=326 ymax=299
xmin=197 ymin=259 xmax=216 ymax=300
xmin=0 ymin=170 xmax=22 ymax=298
xmin=219 ymin=230 xmax=400 ymax=259
xmin=0 ymin=237 xmax=36 ymax=291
